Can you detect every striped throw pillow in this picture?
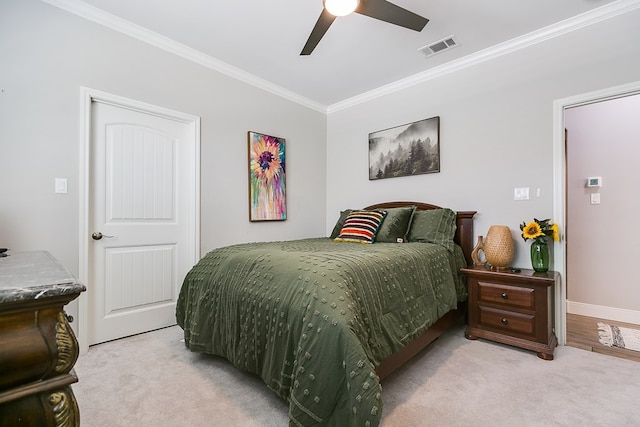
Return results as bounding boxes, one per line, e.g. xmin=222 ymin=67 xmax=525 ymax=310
xmin=334 ymin=210 xmax=387 ymax=244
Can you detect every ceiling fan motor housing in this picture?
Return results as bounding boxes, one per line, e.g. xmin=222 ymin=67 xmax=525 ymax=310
xmin=302 ymin=0 xmax=429 ymax=55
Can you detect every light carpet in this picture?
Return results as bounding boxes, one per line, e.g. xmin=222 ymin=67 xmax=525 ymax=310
xmin=598 ymin=322 xmax=640 ymax=352
xmin=74 ymin=322 xmax=640 ymax=426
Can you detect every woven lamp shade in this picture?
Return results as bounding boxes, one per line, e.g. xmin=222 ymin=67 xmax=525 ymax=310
xmin=483 ymin=225 xmax=514 ymax=270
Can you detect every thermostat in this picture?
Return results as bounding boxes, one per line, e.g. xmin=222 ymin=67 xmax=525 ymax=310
xmin=586 ymin=176 xmax=602 ymax=188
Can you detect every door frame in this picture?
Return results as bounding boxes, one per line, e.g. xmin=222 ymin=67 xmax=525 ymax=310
xmin=78 ymin=87 xmax=200 ymax=353
xmin=552 ymin=80 xmax=640 ymax=345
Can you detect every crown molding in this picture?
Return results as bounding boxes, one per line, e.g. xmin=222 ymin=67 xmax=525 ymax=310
xmin=327 ymin=0 xmax=640 ymax=113
xmin=41 ymin=0 xmax=327 ymax=113
xmin=42 ymin=0 xmax=640 ymax=115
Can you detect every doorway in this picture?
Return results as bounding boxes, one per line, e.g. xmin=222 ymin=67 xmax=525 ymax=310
xmin=78 ymin=88 xmax=200 ymax=352
xmin=553 ymin=80 xmax=640 ymax=347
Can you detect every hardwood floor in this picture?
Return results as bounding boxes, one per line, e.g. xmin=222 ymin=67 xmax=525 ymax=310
xmin=566 ymin=313 xmax=640 ymax=363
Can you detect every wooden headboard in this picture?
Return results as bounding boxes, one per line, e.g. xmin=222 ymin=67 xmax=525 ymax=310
xmin=364 ymin=201 xmax=477 ymax=266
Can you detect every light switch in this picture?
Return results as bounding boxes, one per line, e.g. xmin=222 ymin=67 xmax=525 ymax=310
xmin=590 ymin=193 xmax=600 ymax=205
xmin=55 ymin=178 xmax=68 ymax=194
xmin=514 ymin=187 xmax=529 ymax=201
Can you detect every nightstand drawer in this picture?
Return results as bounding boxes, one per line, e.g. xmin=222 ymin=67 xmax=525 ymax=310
xmin=478 ymin=306 xmax=535 ymax=336
xmin=462 ymin=266 xmax=558 ymax=360
xmin=478 ymin=281 xmax=534 ymax=310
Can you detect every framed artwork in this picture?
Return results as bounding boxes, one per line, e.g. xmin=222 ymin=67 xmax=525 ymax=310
xmin=368 ymin=116 xmax=440 ymax=180
xmin=248 ymin=131 xmax=286 ymax=221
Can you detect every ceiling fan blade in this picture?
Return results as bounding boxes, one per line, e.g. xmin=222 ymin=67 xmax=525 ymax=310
xmin=356 ymin=0 xmax=428 ymax=32
xmin=300 ymin=9 xmax=337 ymax=56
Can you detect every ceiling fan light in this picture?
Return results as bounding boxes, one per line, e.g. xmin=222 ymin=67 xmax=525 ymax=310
xmin=323 ymin=0 xmax=360 ymax=17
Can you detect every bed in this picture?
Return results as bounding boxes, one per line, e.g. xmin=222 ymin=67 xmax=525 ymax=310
xmin=176 ymin=202 xmax=475 ymax=426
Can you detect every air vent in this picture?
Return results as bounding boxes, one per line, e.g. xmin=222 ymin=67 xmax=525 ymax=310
xmin=418 ymin=35 xmax=459 ymax=59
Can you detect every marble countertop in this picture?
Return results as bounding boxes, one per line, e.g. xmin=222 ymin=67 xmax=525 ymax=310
xmin=0 ymin=251 xmax=86 ymax=304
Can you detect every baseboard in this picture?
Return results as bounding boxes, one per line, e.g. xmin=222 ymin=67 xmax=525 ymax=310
xmin=566 ymin=301 xmax=640 ymax=325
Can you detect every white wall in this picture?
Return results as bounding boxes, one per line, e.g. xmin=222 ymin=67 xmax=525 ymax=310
xmin=0 ymin=2 xmax=326 ymax=279
xmin=326 ymin=8 xmax=640 ymax=271
xmin=565 ymin=94 xmax=640 ymax=312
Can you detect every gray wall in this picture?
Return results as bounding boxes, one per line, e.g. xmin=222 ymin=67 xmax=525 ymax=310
xmin=565 ymin=94 xmax=640 ymax=312
xmin=325 ymin=8 xmax=640 ymax=279
xmin=2 ymin=1 xmax=640 ymax=325
xmin=0 ymin=0 xmax=327 ymax=278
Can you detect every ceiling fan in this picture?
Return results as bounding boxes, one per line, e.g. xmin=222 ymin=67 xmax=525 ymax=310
xmin=301 ymin=0 xmax=429 ymax=55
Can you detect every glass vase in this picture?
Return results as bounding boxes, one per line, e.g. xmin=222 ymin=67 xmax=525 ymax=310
xmin=530 ymin=240 xmax=549 ymax=273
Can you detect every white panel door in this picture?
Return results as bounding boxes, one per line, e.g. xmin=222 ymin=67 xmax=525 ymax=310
xmin=89 ymin=100 xmax=196 ymax=345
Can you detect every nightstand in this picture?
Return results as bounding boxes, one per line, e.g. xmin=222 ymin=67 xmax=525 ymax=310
xmin=461 ymin=265 xmax=558 ymax=360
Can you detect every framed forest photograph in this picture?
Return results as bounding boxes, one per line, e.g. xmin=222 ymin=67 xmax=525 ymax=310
xmin=248 ymin=131 xmax=286 ymax=221
xmin=368 ymin=116 xmax=440 ymax=180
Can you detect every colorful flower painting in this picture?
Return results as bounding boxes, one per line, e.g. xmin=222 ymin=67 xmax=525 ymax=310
xmin=248 ymin=131 xmax=286 ymax=221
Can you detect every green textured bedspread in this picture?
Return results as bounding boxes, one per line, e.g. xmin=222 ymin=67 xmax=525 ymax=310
xmin=176 ymin=238 xmax=467 ymax=426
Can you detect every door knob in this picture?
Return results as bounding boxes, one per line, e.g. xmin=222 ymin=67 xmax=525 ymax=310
xmin=92 ymin=232 xmax=114 ymax=240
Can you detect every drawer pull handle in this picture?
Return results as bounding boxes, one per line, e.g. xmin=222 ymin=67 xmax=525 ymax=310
xmin=501 ymin=318 xmax=508 ymax=325
xmin=501 ymin=293 xmax=508 ymax=299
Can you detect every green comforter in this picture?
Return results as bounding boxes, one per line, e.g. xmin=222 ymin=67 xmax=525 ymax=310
xmin=176 ymin=238 xmax=466 ymax=426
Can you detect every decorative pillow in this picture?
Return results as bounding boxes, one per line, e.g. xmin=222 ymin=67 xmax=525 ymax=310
xmin=374 ymin=206 xmax=416 ymax=243
xmin=407 ymin=208 xmax=457 ymax=251
xmin=334 ymin=210 xmax=387 ymax=244
xmin=329 ymin=209 xmax=353 ymax=239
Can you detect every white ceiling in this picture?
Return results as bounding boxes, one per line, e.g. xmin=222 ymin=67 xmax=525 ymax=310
xmin=47 ymin=0 xmax=626 ymax=109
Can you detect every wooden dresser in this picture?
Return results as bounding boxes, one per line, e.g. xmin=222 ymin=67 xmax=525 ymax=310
xmin=461 ymin=265 xmax=558 ymax=360
xmin=0 ymin=251 xmax=85 ymax=426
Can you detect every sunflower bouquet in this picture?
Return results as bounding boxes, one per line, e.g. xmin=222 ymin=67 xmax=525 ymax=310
xmin=519 ymin=218 xmax=560 ymax=244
